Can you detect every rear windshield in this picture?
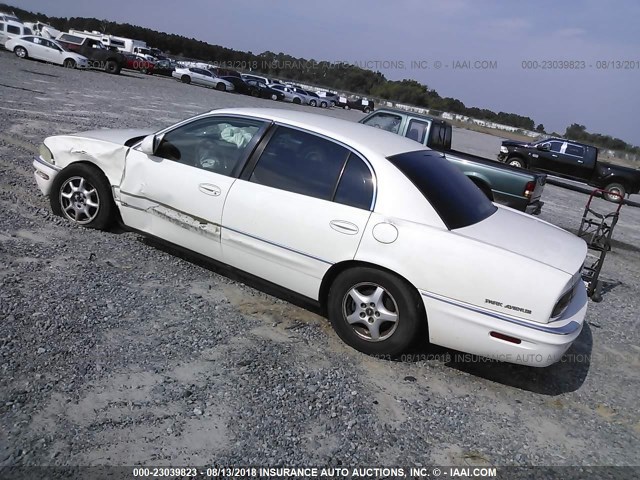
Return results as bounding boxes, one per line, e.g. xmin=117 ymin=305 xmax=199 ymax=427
xmin=387 ymin=150 xmax=497 ymax=229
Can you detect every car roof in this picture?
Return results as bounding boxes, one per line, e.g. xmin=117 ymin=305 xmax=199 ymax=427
xmin=209 ymin=108 xmax=429 ymax=158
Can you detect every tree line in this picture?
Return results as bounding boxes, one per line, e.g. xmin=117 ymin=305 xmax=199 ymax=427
xmin=3 ymin=3 xmax=638 ymax=154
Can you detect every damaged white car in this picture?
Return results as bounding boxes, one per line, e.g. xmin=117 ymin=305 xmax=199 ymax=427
xmin=33 ymin=108 xmax=588 ymax=366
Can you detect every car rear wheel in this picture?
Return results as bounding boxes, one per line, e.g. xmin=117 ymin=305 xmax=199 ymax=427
xmin=309 ymin=100 xmax=317 ymax=107
xmin=363 ymin=107 xmax=371 ymax=113
xmin=507 ymin=157 xmax=525 ymax=168
xmin=63 ymin=58 xmax=76 ymax=69
xmin=293 ymin=97 xmax=301 ymax=104
xmin=271 ymin=94 xmax=278 ymax=101
xmin=104 ymin=60 xmax=120 ymax=74
xmin=51 ymin=164 xmax=114 ymax=230
xmin=14 ymin=46 xmax=28 ymax=59
xmin=328 ymin=267 xmax=425 ymax=357
xmin=320 ymin=101 xmax=328 ymax=108
xmin=603 ymin=182 xmax=626 ymax=202
xmin=216 ymin=83 xmax=226 ymax=91
xmin=181 ymin=75 xmax=191 ymax=84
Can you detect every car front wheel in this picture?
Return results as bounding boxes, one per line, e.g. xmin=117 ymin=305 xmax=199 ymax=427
xmin=309 ymin=100 xmax=317 ymax=107
xmin=51 ymin=164 xmax=114 ymax=230
xmin=104 ymin=60 xmax=120 ymax=74
xmin=328 ymin=267 xmax=425 ymax=357
xmin=14 ymin=46 xmax=28 ymax=58
xmin=181 ymin=75 xmax=191 ymax=84
xmin=216 ymin=82 xmax=226 ymax=92
xmin=604 ymin=182 xmax=626 ymax=202
xmin=63 ymin=58 xmax=76 ymax=69
xmin=507 ymin=157 xmax=525 ymax=168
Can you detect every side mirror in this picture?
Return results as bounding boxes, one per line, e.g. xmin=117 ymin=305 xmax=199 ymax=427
xmin=537 ymin=143 xmax=550 ymax=151
xmin=139 ymin=134 xmax=157 ymax=155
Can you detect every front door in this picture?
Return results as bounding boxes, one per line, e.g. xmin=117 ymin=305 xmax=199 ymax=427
xmin=118 ymin=115 xmax=268 ymax=259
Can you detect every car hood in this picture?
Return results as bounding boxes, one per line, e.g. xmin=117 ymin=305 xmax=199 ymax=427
xmin=502 ymin=140 xmax=530 ymax=147
xmin=455 ymin=207 xmax=586 ymax=275
xmin=71 ymin=128 xmax=154 ymax=145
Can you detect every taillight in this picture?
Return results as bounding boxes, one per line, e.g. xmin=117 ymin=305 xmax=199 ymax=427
xmin=490 ymin=332 xmax=522 ymax=344
xmin=524 ymin=181 xmax=536 ymax=198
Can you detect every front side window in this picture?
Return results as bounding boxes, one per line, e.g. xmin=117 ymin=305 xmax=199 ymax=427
xmin=250 ymin=126 xmax=350 ymax=201
xmin=153 ymin=117 xmax=266 ymax=176
xmin=550 ymin=141 xmax=564 ymax=152
xmin=361 ymin=112 xmax=402 ymax=134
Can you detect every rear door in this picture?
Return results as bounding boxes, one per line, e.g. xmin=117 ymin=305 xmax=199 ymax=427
xmin=221 ymin=125 xmax=374 ymax=299
xmin=118 ymin=115 xmax=269 ymax=259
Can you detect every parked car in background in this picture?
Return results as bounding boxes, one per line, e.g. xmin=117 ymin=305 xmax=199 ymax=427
xmin=317 ymin=91 xmax=340 ymax=107
xmin=0 ymin=15 xmax=33 ymax=46
xmin=360 ymin=108 xmax=547 ymax=214
xmin=498 ymin=138 xmax=640 ymax=202
xmin=241 ymin=73 xmax=271 ymax=84
xmin=340 ymin=97 xmax=375 ymax=113
xmin=5 ymin=36 xmax=89 ymax=69
xmin=23 ymin=21 xmax=61 ymax=39
xmin=306 ymin=91 xmax=329 ymax=108
xmin=56 ymin=33 xmax=125 ymax=74
xmin=122 ymin=53 xmax=154 ymax=74
xmin=172 ymin=67 xmax=235 ymax=92
xmin=244 ymin=79 xmax=284 ymax=101
xmin=220 ymin=76 xmax=253 ymax=95
xmin=268 ymin=84 xmax=310 ymax=104
xmin=152 ymin=59 xmax=175 ymax=77
xmin=32 ymin=108 xmax=588 ymax=366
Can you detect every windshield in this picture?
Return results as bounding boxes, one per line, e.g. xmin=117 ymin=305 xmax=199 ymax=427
xmin=387 ymin=150 xmax=497 ymax=229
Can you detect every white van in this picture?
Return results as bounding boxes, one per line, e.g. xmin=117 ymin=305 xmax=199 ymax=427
xmin=0 ymin=14 xmax=33 ymax=47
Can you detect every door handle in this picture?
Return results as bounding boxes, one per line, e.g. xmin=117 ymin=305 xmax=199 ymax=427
xmin=198 ymin=183 xmax=221 ymax=196
xmin=577 ymin=160 xmax=584 ymax=164
xmin=330 ymin=220 xmax=359 ymax=235
xmin=552 ymin=154 xmax=558 ymax=157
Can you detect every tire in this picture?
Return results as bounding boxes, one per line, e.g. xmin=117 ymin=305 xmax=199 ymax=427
xmin=271 ymin=94 xmax=278 ymax=101
xmin=603 ymin=182 xmax=626 ymax=202
xmin=63 ymin=58 xmax=76 ymax=69
xmin=50 ymin=164 xmax=114 ymax=230
xmin=327 ymin=267 xmax=425 ymax=357
xmin=507 ymin=157 xmax=525 ymax=169
xmin=293 ymin=97 xmax=301 ymax=105
xmin=104 ymin=60 xmax=120 ymax=74
xmin=181 ymin=75 xmax=191 ymax=84
xmin=309 ymin=100 xmax=317 ymax=107
xmin=250 ymin=89 xmax=260 ymax=97
xmin=330 ymin=101 xmax=336 ymax=108
xmin=216 ymin=82 xmax=226 ymax=92
xmin=141 ymin=67 xmax=148 ymax=74
xmin=320 ymin=101 xmax=328 ymax=108
xmin=344 ymin=105 xmax=350 ymax=110
xmin=363 ymin=107 xmax=371 ymax=113
xmin=14 ymin=46 xmax=28 ymax=59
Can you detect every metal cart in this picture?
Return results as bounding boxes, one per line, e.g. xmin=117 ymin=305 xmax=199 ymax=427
xmin=577 ymin=189 xmax=623 ymax=302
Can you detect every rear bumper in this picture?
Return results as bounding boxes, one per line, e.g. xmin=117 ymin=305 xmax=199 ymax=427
xmin=525 ymin=200 xmax=544 ymax=215
xmin=420 ymin=283 xmax=587 ymax=367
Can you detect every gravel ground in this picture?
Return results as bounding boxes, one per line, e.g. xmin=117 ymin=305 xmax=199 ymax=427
xmin=0 ymin=51 xmax=639 ymax=473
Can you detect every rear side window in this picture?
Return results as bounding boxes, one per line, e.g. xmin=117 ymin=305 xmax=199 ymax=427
xmin=565 ymin=144 xmax=584 ymax=157
xmin=387 ymin=150 xmax=497 ymax=229
xmin=333 ymin=154 xmax=374 ymax=210
xmin=7 ymin=25 xmax=20 ymax=34
xmin=0 ymin=23 xmax=5 ymax=32
xmin=250 ymin=126 xmax=350 ymax=201
xmin=406 ymin=119 xmax=430 ymax=144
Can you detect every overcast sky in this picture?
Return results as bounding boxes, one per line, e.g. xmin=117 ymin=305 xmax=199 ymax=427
xmin=11 ymin=0 xmax=640 ymax=145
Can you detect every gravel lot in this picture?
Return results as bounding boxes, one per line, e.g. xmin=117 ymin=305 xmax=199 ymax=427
xmin=0 ymin=51 xmax=639 ymax=473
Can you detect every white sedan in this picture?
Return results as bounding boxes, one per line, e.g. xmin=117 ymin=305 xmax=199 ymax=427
xmin=32 ymin=108 xmax=588 ymax=367
xmin=172 ymin=67 xmax=235 ymax=92
xmin=5 ymin=36 xmax=89 ymax=69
